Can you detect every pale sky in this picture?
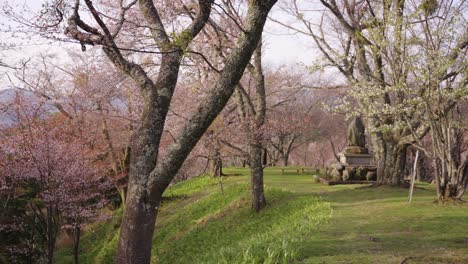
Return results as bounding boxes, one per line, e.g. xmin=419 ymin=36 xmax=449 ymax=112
xmin=0 ymin=0 xmax=319 ymax=89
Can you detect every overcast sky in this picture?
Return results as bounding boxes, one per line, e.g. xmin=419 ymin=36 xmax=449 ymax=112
xmin=0 ymin=0 xmax=319 ymax=89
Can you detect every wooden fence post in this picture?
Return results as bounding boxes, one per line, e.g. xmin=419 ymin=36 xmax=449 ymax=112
xmin=409 ymin=150 xmax=419 ymax=204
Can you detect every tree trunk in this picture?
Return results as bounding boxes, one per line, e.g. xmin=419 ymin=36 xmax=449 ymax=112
xmin=250 ymin=143 xmax=266 ymax=212
xmin=283 ymin=154 xmax=289 ymax=167
xmin=73 ymin=226 xmax=81 ymax=264
xmin=250 ymin=37 xmax=267 ymax=211
xmin=116 ymin=53 xmax=180 ymax=263
xmin=210 ymin=157 xmax=222 ymax=177
xmin=455 ymin=161 xmax=468 ymax=199
xmin=376 ymin=141 xmax=408 ymax=186
xmin=46 ymin=207 xmax=57 ymax=264
xmin=46 ymin=213 xmax=57 ymax=264
xmin=434 ymin=156 xmax=467 ymax=201
xmin=416 ymin=151 xmax=426 ymax=182
xmin=262 ymin=147 xmax=268 ymax=166
xmin=431 ymin=119 xmax=467 ymax=201
xmin=116 ymin=188 xmax=161 ymax=263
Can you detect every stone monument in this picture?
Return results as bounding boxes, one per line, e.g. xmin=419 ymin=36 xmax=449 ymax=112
xmin=340 ymin=116 xmax=372 ymax=165
xmin=329 ymin=116 xmax=377 ymax=181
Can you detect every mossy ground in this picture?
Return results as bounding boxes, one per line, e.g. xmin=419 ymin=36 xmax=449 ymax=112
xmin=55 ymin=167 xmax=468 ymax=263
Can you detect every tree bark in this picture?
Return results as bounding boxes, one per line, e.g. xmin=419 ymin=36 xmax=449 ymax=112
xmin=375 ymin=140 xmax=408 ymax=186
xmin=250 ymin=143 xmax=266 ymax=211
xmin=115 ymin=188 xmax=160 ymax=263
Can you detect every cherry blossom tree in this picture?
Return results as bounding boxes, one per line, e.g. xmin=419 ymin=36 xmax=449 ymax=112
xmin=0 ymin=95 xmax=110 ymax=264
xmin=57 ymin=0 xmax=278 ymax=261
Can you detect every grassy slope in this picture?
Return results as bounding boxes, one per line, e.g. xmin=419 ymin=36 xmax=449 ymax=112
xmin=56 ymin=167 xmax=468 ymax=264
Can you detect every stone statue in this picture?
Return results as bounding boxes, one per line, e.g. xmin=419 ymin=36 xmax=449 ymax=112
xmin=345 ymin=116 xmax=368 ymax=154
xmin=347 ymin=116 xmax=366 ymax=147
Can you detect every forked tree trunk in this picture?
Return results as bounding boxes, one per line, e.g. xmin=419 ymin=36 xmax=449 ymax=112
xmin=431 ymin=119 xmax=468 ymax=201
xmin=114 ymin=2 xmax=277 ymax=262
xmin=115 ymin=52 xmax=180 ymax=263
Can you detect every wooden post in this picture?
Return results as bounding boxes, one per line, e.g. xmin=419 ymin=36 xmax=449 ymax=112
xmin=408 ymin=150 xmax=419 ymax=204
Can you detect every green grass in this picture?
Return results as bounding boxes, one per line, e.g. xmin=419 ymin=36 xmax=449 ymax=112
xmin=55 ymin=167 xmax=468 ymax=263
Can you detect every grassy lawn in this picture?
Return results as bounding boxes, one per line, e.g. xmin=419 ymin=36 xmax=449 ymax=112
xmin=224 ymin=167 xmax=468 ymax=264
xmin=55 ymin=167 xmax=468 ymax=263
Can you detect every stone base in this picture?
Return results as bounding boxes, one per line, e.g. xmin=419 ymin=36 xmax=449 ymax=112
xmin=339 ymin=153 xmax=373 ymax=166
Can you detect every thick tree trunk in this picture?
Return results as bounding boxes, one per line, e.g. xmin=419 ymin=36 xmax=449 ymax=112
xmin=115 ymin=188 xmax=161 ymax=263
xmin=250 ymin=143 xmax=266 ymax=211
xmin=115 ymin=109 xmax=169 ymax=262
xmin=375 ymin=141 xmax=408 ymax=186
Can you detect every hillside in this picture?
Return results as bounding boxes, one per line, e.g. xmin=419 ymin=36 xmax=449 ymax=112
xmin=56 ymin=168 xmax=468 ymax=264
